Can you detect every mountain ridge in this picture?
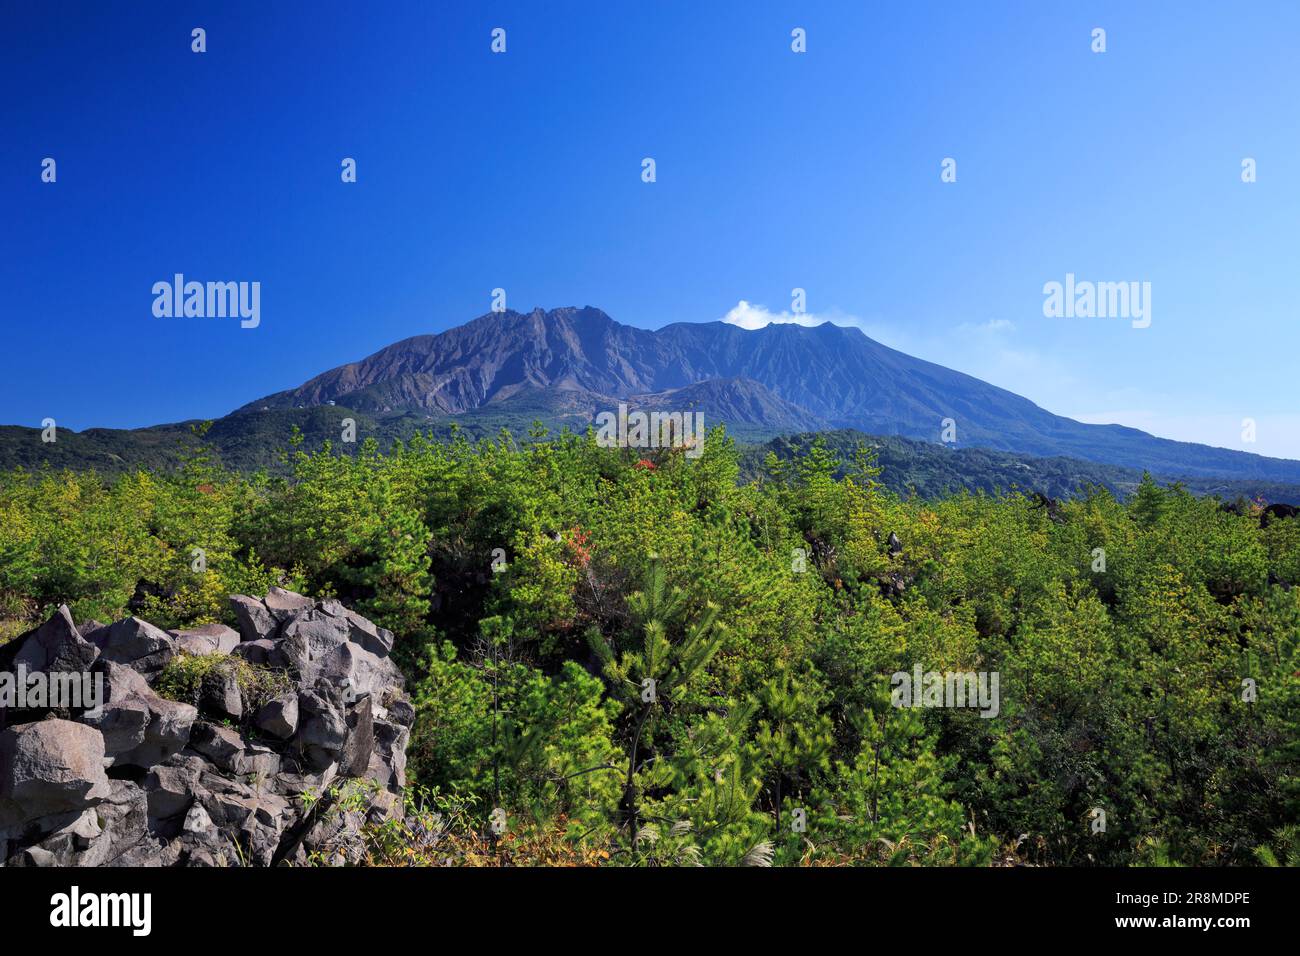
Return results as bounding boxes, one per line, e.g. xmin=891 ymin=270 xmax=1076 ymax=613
xmin=240 ymin=306 xmax=1300 ymax=483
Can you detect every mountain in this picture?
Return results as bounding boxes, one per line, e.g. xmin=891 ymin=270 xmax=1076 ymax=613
xmin=625 ymin=378 xmax=828 ymax=434
xmin=243 ymin=306 xmax=1300 ymax=483
xmin=3 ymin=305 xmax=1298 ymax=490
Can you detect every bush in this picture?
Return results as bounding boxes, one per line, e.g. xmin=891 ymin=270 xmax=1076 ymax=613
xmin=154 ymin=652 xmax=294 ymax=716
xmin=3 ymin=427 xmax=1297 ymax=866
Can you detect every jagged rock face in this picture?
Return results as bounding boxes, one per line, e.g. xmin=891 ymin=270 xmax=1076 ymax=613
xmin=0 ymin=606 xmax=97 ymax=678
xmin=0 ymin=591 xmax=411 ymax=867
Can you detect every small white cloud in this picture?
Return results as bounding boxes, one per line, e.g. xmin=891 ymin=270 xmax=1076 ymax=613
xmin=720 ymin=300 xmax=879 ymax=335
xmin=960 ymin=318 xmax=1016 ymax=334
xmin=721 ymin=300 xmax=823 ymax=330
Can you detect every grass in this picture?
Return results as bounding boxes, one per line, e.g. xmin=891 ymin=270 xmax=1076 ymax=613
xmin=0 ymin=619 xmax=26 ymax=646
xmin=154 ymin=651 xmax=294 ymax=715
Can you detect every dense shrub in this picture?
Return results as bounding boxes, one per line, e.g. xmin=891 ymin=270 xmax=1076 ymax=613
xmin=1 ymin=429 xmax=1297 ymax=866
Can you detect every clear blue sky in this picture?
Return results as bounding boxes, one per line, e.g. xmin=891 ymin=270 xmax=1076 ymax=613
xmin=3 ymin=1 xmax=1298 ymax=456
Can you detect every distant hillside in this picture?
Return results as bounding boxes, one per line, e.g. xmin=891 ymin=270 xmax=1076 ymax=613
xmin=740 ymin=431 xmax=1300 ymax=504
xmin=4 ymin=415 xmax=1300 ymax=506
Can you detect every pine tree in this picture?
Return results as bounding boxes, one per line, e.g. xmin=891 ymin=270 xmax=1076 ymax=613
xmin=753 ymin=664 xmax=832 ymax=830
xmin=587 ymin=555 xmax=726 ymax=852
xmin=1130 ymin=471 xmax=1167 ymax=530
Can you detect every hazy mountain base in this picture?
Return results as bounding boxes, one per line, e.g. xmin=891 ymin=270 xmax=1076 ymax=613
xmin=3 ymin=410 xmax=1299 ymax=505
xmin=744 ymin=431 xmax=1300 ymax=504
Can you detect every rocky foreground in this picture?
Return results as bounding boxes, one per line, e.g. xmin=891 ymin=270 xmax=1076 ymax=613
xmin=0 ymin=589 xmax=412 ymax=866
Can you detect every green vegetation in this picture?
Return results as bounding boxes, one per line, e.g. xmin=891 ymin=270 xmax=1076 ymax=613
xmin=154 ymin=652 xmax=294 ymax=715
xmin=6 ymin=414 xmax=1300 ymax=506
xmin=749 ymin=430 xmax=1300 ymax=504
xmin=1 ymin=425 xmax=1297 ymax=866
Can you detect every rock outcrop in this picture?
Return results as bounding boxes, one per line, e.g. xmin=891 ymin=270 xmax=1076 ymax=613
xmin=0 ymin=590 xmax=411 ymax=866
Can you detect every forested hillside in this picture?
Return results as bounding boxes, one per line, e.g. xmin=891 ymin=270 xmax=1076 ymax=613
xmin=745 ymin=430 xmax=1300 ymax=503
xmin=1 ymin=428 xmax=1297 ymax=866
xmin=7 ymin=416 xmax=1300 ymax=505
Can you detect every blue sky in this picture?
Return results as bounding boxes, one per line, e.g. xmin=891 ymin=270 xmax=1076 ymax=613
xmin=3 ymin=1 xmax=1298 ymax=456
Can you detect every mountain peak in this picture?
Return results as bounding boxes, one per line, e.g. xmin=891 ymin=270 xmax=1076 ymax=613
xmin=241 ymin=305 xmax=1300 ymax=482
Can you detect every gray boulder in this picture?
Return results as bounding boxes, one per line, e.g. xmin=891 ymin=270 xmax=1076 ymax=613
xmin=229 ymin=594 xmax=277 ymax=642
xmin=184 ymin=802 xmax=214 ymax=836
xmin=83 ymin=661 xmax=196 ymax=768
xmin=264 ymin=586 xmax=313 ymax=622
xmin=0 ymin=720 xmax=111 ymax=829
xmin=0 ymin=592 xmax=411 ymax=868
xmin=0 ymin=605 xmax=99 ymax=677
xmin=319 ymin=640 xmax=405 ymax=701
xmin=171 ymin=623 xmax=241 ymax=656
xmin=231 ymin=634 xmax=274 ymax=665
xmin=187 ymin=723 xmax=280 ymax=777
xmin=4 ymin=807 xmax=102 ymax=866
xmin=318 ymin=600 xmax=395 ymax=656
xmin=186 ymin=722 xmax=246 ymax=771
xmin=254 ymin=693 xmax=298 ymax=739
xmin=89 ymin=617 xmax=175 ymax=674
xmin=198 ymin=667 xmax=243 ymax=720
xmin=77 ymin=620 xmax=108 ymax=641
xmin=371 ymin=714 xmax=410 ymax=791
xmin=95 ymin=779 xmax=152 ymax=864
xmin=144 ymin=754 xmax=210 ymax=826
xmin=341 ymin=696 xmax=375 ymax=777
xmin=297 ymin=691 xmax=348 ymax=772
xmin=197 ymin=779 xmax=289 ymax=867
xmin=12 ymin=779 xmax=152 ymax=867
xmin=231 ymin=638 xmax=275 ymax=665
xmin=274 ymin=609 xmax=352 ymax=679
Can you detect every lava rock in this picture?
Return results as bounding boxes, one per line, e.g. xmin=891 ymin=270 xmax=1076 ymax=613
xmin=229 ymin=594 xmax=278 ymax=642
xmin=0 ymin=594 xmax=410 ymax=868
xmin=0 ymin=720 xmax=111 ymax=830
xmin=83 ymin=661 xmax=196 ymax=768
xmin=89 ymin=617 xmax=176 ymax=674
xmin=254 ymin=693 xmax=298 ymax=740
xmin=172 ymin=623 xmax=241 ymax=656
